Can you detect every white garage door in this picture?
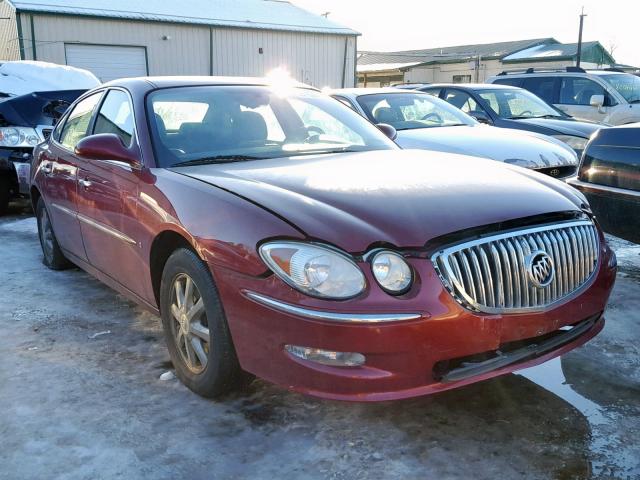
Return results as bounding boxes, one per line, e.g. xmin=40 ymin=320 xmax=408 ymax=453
xmin=65 ymin=44 xmax=148 ymax=82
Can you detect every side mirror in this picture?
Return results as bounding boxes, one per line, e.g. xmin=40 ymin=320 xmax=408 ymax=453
xmin=376 ymin=123 xmax=398 ymax=141
xmin=590 ymin=94 xmax=605 ymax=108
xmin=75 ymin=134 xmax=140 ymax=168
xmin=469 ymin=110 xmax=491 ymax=124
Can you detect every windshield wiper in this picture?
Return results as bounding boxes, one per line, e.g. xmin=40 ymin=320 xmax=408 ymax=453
xmin=172 ymin=155 xmax=265 ymax=167
xmin=508 ymin=114 xmax=561 ymax=120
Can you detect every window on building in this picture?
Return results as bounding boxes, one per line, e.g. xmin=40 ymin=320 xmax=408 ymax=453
xmin=452 ymin=75 xmax=472 ymax=84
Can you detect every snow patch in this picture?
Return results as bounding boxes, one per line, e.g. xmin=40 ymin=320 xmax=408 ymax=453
xmin=0 ymin=61 xmax=100 ymax=97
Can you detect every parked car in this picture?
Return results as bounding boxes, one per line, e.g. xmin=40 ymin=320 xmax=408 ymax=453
xmin=416 ymin=83 xmax=602 ymax=157
xmin=330 ymin=88 xmax=579 ymax=179
xmin=32 ymin=77 xmax=616 ymax=401
xmin=0 ymin=61 xmax=99 ymax=213
xmin=568 ymin=124 xmax=640 ymax=243
xmin=487 ymin=67 xmax=640 ymax=125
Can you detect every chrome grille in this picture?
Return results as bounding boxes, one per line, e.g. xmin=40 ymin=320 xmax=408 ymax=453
xmin=432 ymin=220 xmax=599 ymax=313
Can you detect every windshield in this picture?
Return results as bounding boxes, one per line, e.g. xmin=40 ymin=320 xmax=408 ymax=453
xmin=476 ymin=88 xmax=564 ymax=119
xmin=356 ymin=92 xmax=475 ymax=130
xmin=600 ymin=74 xmax=640 ymax=103
xmin=147 ymin=85 xmax=397 ymax=167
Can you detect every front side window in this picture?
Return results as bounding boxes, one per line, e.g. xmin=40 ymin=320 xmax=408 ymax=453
xmin=559 ymin=78 xmax=607 ymax=106
xmin=94 ymin=90 xmax=135 ymax=146
xmin=147 ymin=86 xmax=396 ymax=167
xmin=477 ymin=88 xmax=563 ymax=119
xmin=59 ymin=92 xmax=103 ymax=150
xmin=357 ymin=92 xmax=475 ymax=130
xmin=444 ymin=90 xmax=480 ymax=114
xmin=600 ymin=74 xmax=640 ymax=104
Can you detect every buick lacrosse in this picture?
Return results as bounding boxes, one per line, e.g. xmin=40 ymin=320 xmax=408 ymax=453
xmin=31 ymin=77 xmax=616 ymax=400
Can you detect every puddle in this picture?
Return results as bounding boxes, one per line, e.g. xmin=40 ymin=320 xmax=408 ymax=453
xmin=518 ymin=358 xmax=639 ymax=478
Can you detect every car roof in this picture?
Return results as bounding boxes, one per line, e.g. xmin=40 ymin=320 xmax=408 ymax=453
xmin=422 ymin=83 xmax=518 ymax=90
xmin=493 ymin=70 xmax=626 ymax=78
xmin=329 ymin=87 xmax=429 ymax=98
xmin=100 ymin=75 xmax=317 ymax=91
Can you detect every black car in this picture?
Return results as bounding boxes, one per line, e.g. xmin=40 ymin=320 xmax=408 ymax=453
xmin=568 ymin=125 xmax=640 ymax=243
xmin=416 ymin=84 xmax=603 ymax=157
xmin=0 ymin=89 xmax=85 ymax=213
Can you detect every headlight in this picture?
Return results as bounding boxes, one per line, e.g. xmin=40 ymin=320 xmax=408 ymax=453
xmin=0 ymin=127 xmax=41 ymax=147
xmin=552 ymin=135 xmax=588 ymax=153
xmin=259 ymin=241 xmax=366 ymax=299
xmin=371 ymin=251 xmax=412 ymax=294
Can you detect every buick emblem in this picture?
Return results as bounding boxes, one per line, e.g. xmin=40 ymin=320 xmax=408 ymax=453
xmin=526 ymin=250 xmax=554 ymax=288
xmin=549 ymin=168 xmax=560 ymax=177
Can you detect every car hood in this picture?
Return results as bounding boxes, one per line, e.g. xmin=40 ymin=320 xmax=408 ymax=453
xmin=513 ymin=117 xmax=602 ymax=138
xmin=394 ymin=125 xmax=577 ymax=169
xmin=0 ymin=89 xmax=85 ymax=127
xmin=174 ymin=150 xmax=586 ymax=252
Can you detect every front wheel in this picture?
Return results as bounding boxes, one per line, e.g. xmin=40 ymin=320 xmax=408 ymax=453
xmin=160 ymin=248 xmax=245 ymax=398
xmin=36 ymin=197 xmax=71 ymax=270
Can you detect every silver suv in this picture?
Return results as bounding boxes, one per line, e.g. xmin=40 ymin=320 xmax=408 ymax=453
xmin=487 ymin=68 xmax=640 ymax=125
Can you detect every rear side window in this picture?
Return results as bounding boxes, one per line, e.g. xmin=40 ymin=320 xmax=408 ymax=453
xmin=522 ymin=77 xmax=557 ymax=103
xmin=559 ymin=78 xmax=606 ymax=106
xmin=93 ymin=90 xmax=135 ymax=146
xmin=58 ymin=93 xmax=103 ymax=150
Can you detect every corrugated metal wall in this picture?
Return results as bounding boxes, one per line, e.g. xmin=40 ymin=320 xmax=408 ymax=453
xmin=0 ymin=2 xmax=20 ymax=60
xmin=16 ymin=14 xmax=356 ymax=87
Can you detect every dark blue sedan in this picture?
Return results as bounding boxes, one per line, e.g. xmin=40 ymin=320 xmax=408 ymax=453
xmin=416 ymin=83 xmax=604 ymax=157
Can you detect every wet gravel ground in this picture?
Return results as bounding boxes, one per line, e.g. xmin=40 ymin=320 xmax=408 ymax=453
xmin=1 ymin=200 xmax=639 ymax=480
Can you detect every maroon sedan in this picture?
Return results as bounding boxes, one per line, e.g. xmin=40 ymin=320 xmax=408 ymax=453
xmin=31 ymin=77 xmax=616 ymax=401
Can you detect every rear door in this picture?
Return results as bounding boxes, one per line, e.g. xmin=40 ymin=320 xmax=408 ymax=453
xmin=75 ymin=88 xmax=147 ymax=297
xmin=44 ymin=91 xmax=104 ymax=261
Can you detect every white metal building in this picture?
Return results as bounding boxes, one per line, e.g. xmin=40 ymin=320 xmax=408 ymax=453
xmin=0 ymin=0 xmax=359 ymax=88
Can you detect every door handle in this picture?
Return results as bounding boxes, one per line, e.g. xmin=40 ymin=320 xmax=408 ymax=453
xmin=79 ymin=178 xmax=92 ymax=188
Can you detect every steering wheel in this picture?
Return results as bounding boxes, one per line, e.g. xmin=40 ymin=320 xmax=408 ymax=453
xmin=304 ymin=126 xmax=325 ymax=143
xmin=421 ymin=112 xmax=443 ymax=123
xmin=519 ymin=110 xmax=533 ymax=117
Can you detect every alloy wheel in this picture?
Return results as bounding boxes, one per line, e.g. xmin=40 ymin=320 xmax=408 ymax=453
xmin=170 ymin=273 xmax=210 ymax=374
xmin=39 ymin=208 xmax=55 ymax=262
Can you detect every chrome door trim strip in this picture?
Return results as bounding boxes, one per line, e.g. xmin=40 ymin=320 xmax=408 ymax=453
xmin=243 ymin=290 xmax=423 ymax=323
xmin=50 ymin=202 xmax=76 ymax=218
xmin=77 ymin=213 xmax=137 ymax=245
xmin=50 ymin=202 xmax=136 ymax=246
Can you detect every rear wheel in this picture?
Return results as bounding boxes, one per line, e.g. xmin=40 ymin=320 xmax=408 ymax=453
xmin=36 ymin=197 xmax=71 ymax=270
xmin=160 ymin=248 xmax=245 ymax=398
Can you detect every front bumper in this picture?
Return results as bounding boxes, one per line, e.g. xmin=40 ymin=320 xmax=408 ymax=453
xmin=0 ymin=148 xmax=32 ymax=195
xmin=209 ymin=236 xmax=616 ymax=402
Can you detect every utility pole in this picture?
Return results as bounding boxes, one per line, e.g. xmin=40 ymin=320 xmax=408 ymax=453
xmin=576 ymin=7 xmax=587 ymax=68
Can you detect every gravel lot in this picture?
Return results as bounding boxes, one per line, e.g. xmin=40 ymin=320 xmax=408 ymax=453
xmin=1 ymin=200 xmax=639 ymax=480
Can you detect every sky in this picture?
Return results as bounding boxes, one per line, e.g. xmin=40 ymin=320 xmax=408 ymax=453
xmin=292 ymin=0 xmax=640 ymax=67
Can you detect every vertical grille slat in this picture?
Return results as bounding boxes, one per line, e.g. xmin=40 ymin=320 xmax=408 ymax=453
xmin=433 ymin=220 xmax=599 ymax=313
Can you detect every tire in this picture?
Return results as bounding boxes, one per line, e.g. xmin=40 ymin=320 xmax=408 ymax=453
xmin=160 ymin=248 xmax=245 ymax=398
xmin=0 ymin=176 xmax=9 ymax=215
xmin=36 ymin=197 xmax=72 ymax=270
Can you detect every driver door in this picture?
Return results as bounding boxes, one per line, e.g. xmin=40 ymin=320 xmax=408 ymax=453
xmin=75 ymin=89 xmax=147 ymax=298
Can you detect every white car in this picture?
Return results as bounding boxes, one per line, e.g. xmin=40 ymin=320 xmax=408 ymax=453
xmin=487 ymin=68 xmax=640 ymax=125
xmin=330 ymin=88 xmax=579 ymax=179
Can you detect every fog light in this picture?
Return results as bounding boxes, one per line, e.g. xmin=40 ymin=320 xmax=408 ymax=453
xmin=285 ymin=345 xmax=365 ymax=367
